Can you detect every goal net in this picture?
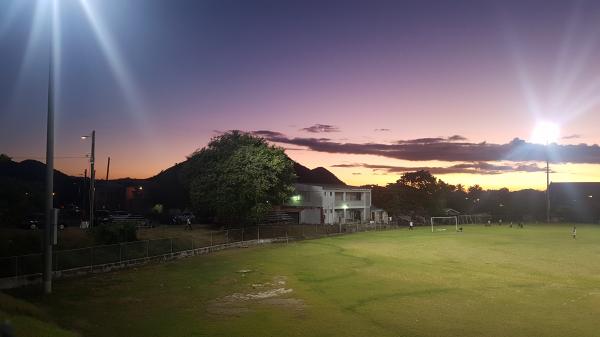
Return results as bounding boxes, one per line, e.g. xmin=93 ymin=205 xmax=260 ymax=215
xmin=430 ymin=216 xmax=458 ymax=232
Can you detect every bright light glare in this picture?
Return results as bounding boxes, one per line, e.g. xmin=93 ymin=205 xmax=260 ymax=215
xmin=78 ymin=0 xmax=146 ymax=119
xmin=531 ymin=121 xmax=560 ymax=144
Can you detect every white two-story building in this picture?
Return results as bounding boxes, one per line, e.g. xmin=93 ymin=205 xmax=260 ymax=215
xmin=284 ymin=183 xmax=372 ymax=224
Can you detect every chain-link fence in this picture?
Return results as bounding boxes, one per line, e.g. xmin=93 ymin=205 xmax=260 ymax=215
xmin=0 ymin=223 xmax=403 ymax=280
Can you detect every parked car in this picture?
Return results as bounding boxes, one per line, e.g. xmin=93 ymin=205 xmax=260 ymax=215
xmin=21 ymin=212 xmax=45 ymax=230
xmin=21 ymin=211 xmax=71 ymax=230
xmin=95 ymin=210 xmax=112 ymax=224
xmin=172 ymin=212 xmax=195 ymax=225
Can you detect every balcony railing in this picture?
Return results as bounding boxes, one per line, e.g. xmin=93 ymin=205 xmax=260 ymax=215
xmin=334 ymin=200 xmax=367 ymax=208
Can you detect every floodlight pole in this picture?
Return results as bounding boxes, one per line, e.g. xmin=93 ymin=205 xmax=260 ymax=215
xmin=43 ymin=32 xmax=55 ymax=296
xmin=546 ymin=141 xmax=550 ymax=223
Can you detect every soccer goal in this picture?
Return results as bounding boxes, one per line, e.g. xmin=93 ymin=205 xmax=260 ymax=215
xmin=430 ymin=216 xmax=458 ymax=232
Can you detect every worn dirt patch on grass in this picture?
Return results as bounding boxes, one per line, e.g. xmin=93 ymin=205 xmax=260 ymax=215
xmin=206 ymin=276 xmax=305 ymax=316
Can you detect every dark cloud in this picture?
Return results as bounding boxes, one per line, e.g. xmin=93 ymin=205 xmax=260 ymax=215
xmin=332 ymin=162 xmax=548 ymax=175
xmin=300 ymin=124 xmax=340 ymax=133
xmin=396 ymin=135 xmax=468 ymax=145
xmin=448 ymin=135 xmax=468 ymax=141
xmin=562 ymin=134 xmax=582 ymax=140
xmin=249 ymin=130 xmax=600 ymax=164
xmin=252 ymin=130 xmax=287 ymax=138
xmin=374 ymin=128 xmax=390 ymax=132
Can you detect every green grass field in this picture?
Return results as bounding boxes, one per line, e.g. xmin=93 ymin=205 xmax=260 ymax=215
xmin=7 ymin=224 xmax=600 ymax=337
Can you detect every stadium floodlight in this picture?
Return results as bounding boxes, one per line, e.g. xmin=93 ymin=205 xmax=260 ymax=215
xmin=531 ymin=121 xmax=560 ymax=223
xmin=531 ymin=121 xmax=560 ymax=145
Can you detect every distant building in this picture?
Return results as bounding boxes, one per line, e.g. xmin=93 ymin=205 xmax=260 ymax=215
xmin=370 ymin=207 xmax=389 ymax=224
xmin=284 ymin=183 xmax=372 ymax=224
xmin=550 ymin=182 xmax=600 ymax=223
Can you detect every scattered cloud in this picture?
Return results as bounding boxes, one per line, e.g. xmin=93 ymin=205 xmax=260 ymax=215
xmin=332 ymin=162 xmax=548 ymax=175
xmin=374 ymin=128 xmax=390 ymax=132
xmin=300 ymin=124 xmax=340 ymax=133
xmin=249 ymin=130 xmax=600 ymax=164
xmin=252 ymin=130 xmax=287 ymax=138
xmin=448 ymin=135 xmax=468 ymax=141
xmin=396 ymin=135 xmax=468 ymax=145
xmin=562 ymin=134 xmax=581 ymax=140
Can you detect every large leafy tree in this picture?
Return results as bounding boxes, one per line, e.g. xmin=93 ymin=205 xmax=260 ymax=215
xmin=185 ymin=131 xmax=296 ymax=225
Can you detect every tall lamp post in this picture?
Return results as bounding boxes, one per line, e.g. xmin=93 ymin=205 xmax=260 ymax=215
xmin=43 ymin=0 xmax=58 ymax=295
xmin=81 ymin=131 xmax=96 ymax=228
xmin=43 ymin=47 xmax=55 ymax=295
xmin=546 ymin=140 xmax=550 ymax=223
xmin=533 ymin=121 xmax=559 ymax=224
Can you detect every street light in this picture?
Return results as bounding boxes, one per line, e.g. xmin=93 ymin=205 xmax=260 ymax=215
xmin=532 ymin=121 xmax=560 ymax=223
xmin=81 ymin=131 xmax=96 ymax=228
xmin=43 ymin=0 xmax=59 ymax=295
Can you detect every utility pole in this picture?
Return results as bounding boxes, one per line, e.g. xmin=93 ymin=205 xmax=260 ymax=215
xmin=89 ymin=130 xmax=96 ymax=228
xmin=105 ymin=156 xmax=110 ymax=209
xmin=83 ymin=169 xmax=87 ymax=216
xmin=546 ymin=150 xmax=550 ymax=223
xmin=43 ymin=37 xmax=55 ymax=295
xmin=105 ymin=156 xmax=110 ymax=180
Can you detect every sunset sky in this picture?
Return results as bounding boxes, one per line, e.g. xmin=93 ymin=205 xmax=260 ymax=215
xmin=2 ymin=0 xmax=600 ymax=190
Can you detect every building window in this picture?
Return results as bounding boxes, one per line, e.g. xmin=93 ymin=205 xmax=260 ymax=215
xmin=300 ymin=191 xmax=311 ymax=202
xmin=346 ymin=192 xmax=362 ymax=201
xmin=335 ymin=192 xmax=344 ymax=201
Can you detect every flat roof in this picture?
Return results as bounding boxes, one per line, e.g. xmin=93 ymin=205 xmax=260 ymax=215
xmin=295 ymin=183 xmax=371 ymax=191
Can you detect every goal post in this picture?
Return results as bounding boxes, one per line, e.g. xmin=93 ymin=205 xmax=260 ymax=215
xmin=430 ymin=216 xmax=458 ymax=232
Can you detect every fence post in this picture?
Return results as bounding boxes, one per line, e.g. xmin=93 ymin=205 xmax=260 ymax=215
xmin=119 ymin=244 xmax=122 ymax=262
xmin=15 ymin=256 xmax=18 ymax=280
xmin=211 ymin=233 xmax=213 ymax=246
xmin=242 ymin=228 xmax=244 ymax=242
xmin=90 ymin=247 xmax=94 ymax=271
xmin=226 ymin=230 xmax=229 ymax=244
xmin=258 ymin=226 xmax=260 ymax=241
xmin=170 ymin=238 xmax=173 ymax=254
xmin=192 ymin=239 xmax=195 ymax=250
xmin=146 ymin=240 xmax=149 ymax=259
xmin=55 ymin=251 xmax=59 ymax=272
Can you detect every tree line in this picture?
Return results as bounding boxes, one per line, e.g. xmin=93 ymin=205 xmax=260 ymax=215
xmin=369 ymin=170 xmax=546 ymax=222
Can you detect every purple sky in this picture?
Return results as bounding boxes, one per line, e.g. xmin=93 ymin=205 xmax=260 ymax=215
xmin=1 ymin=0 xmax=600 ymax=189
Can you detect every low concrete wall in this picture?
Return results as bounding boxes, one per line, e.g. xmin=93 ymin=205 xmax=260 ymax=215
xmin=0 ymin=237 xmax=289 ymax=290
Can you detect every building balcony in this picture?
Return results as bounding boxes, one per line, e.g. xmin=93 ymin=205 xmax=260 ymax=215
xmin=334 ymin=200 xmax=367 ymax=208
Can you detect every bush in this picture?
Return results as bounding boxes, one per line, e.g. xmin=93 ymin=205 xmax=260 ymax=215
xmin=0 ymin=230 xmax=41 ymax=257
xmin=92 ymin=222 xmax=137 ymax=244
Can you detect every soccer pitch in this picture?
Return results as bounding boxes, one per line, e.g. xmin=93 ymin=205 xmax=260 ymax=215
xmin=14 ymin=224 xmax=600 ymax=337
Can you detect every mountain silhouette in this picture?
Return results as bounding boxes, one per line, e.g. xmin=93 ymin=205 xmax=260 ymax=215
xmin=0 ymin=157 xmax=345 ymax=213
xmin=293 ymin=162 xmax=346 ymax=185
